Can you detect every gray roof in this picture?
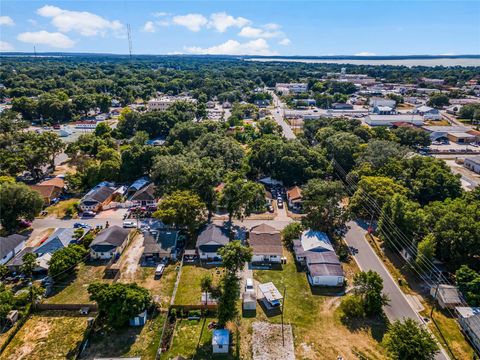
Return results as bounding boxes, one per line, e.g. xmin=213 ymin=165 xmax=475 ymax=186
xmin=437 ymin=285 xmax=462 ymax=305
xmin=90 ymin=226 xmax=131 ymax=250
xmin=82 ymin=186 xmax=115 ymax=204
xmin=130 ymin=183 xmax=155 ymax=201
xmin=308 ymin=262 xmax=344 ymax=277
xmin=6 ymin=247 xmax=35 ymax=268
xmin=0 ymin=234 xmax=27 ymax=259
xmin=35 ymin=228 xmax=75 ymax=255
xmin=196 ymin=223 xmax=230 ymax=248
xmin=143 ymin=229 xmax=179 ymax=256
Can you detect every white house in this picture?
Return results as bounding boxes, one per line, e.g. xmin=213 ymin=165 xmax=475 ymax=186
xmin=89 ymin=226 xmax=132 ymax=260
xmin=212 ymin=329 xmax=230 ymax=354
xmin=0 ymin=234 xmax=27 ymax=265
xmin=249 ymin=224 xmax=282 ymax=264
xmin=464 ymin=156 xmax=480 ymax=174
xmin=294 ymin=230 xmax=345 ymax=287
xmin=455 ymin=307 xmax=480 ymax=354
xmin=414 ymin=105 xmax=441 ymax=120
xmin=195 ymin=224 xmax=230 ymax=261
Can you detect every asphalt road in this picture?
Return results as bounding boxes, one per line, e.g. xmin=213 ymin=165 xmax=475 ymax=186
xmin=269 ymin=92 xmax=296 ymax=140
xmin=344 ymin=220 xmax=450 ymax=360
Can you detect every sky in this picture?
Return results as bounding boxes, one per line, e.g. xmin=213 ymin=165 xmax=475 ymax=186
xmin=1 ymin=1 xmax=479 ymax=56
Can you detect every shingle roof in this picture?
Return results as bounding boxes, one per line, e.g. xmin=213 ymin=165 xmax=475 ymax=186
xmin=39 ymin=177 xmax=65 ymax=188
xmin=83 ymin=186 xmax=115 ymax=204
xmin=90 ymin=226 xmax=131 ymax=248
xmin=0 ymin=234 xmax=27 ymax=259
xmin=35 ymin=228 xmax=75 ymax=255
xmin=287 ymin=186 xmax=302 ymax=201
xmin=143 ymin=229 xmax=179 ymax=256
xmin=130 ymin=183 xmax=155 ymax=201
xmin=249 ymin=224 xmax=282 ymax=256
xmin=29 ymin=185 xmax=60 ymax=199
xmin=196 ymin=223 xmax=229 ymax=248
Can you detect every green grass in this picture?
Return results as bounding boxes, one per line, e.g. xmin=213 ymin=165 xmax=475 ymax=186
xmin=162 ymin=317 xmax=234 ymax=360
xmin=83 ymin=311 xmax=166 ymax=360
xmin=1 ymin=312 xmax=89 ymax=360
xmin=44 ymin=198 xmax=80 ymax=218
xmin=45 ymin=262 xmax=112 ymax=304
xmin=174 ymin=265 xmax=223 ymax=306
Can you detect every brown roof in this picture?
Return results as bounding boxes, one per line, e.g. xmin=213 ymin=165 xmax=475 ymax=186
xmin=29 ymin=185 xmax=61 ymax=199
xmin=249 ymin=223 xmax=282 ymax=256
xmin=214 ymin=182 xmax=225 ymax=193
xmin=39 ymin=177 xmax=65 ymax=188
xmin=287 ymin=186 xmax=302 ymax=201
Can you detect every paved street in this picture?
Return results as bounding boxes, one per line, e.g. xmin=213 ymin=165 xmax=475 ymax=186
xmin=344 ymin=221 xmax=450 ymax=360
xmin=269 ymin=91 xmax=296 ymax=140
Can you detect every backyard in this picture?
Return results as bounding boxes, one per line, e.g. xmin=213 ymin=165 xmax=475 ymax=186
xmin=243 ymin=250 xmax=387 ymax=360
xmin=130 ymin=265 xmax=178 ymax=309
xmin=162 ymin=317 xmax=234 ymax=360
xmin=174 ymin=264 xmax=223 ymax=306
xmin=1 ymin=311 xmax=90 ymax=360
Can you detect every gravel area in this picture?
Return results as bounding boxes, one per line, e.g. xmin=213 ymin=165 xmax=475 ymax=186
xmin=252 ymin=321 xmax=295 ymax=360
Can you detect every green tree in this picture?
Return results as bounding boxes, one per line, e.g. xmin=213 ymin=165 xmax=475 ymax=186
xmin=216 ymin=274 xmax=239 ymax=327
xmin=427 ymin=93 xmax=449 ymax=108
xmin=153 ymin=190 xmax=207 ymax=237
xmin=455 ymin=265 xmax=480 ymax=306
xmin=353 ymin=270 xmax=389 ymax=316
xmin=0 ymin=264 xmax=8 ymax=279
xmin=383 ymin=319 xmax=439 ymax=360
xmin=0 ymin=284 xmax=14 ymax=320
xmin=48 ymin=244 xmax=87 ymax=278
xmin=415 ymin=234 xmax=436 ymax=271
xmin=0 ymin=182 xmax=43 ymax=232
xmin=301 ymin=179 xmax=348 ymax=234
xmin=339 ymin=294 xmax=365 ymax=319
xmin=21 ymin=252 xmax=37 ymax=279
xmin=392 ymin=127 xmax=431 ymax=149
xmin=281 ymin=222 xmax=303 ymax=250
xmin=218 ymin=240 xmax=252 ymax=274
xmin=356 ymin=140 xmax=407 ymax=170
xmin=94 ymin=122 xmax=112 ymax=138
xmin=325 ymin=132 xmax=362 ymax=172
xmin=88 ymin=282 xmax=151 ymax=328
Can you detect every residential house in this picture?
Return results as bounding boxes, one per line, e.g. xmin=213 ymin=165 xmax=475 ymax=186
xmin=430 ymin=284 xmax=463 ymax=309
xmin=195 ymin=223 xmax=230 ymax=261
xmin=455 ymin=307 xmax=480 ymax=354
xmin=142 ymin=228 xmax=181 ymax=262
xmin=464 ymin=156 xmax=480 ymax=174
xmin=79 ymin=185 xmax=115 ymax=212
xmin=332 ymin=103 xmax=353 ymax=110
xmin=35 ymin=228 xmax=76 ymax=255
xmin=414 ymin=105 xmax=441 ymax=120
xmin=212 ymin=329 xmax=230 ymax=354
xmin=130 ymin=183 xmax=156 ymax=207
xmin=286 ymin=186 xmax=303 ymax=212
xmin=39 ymin=176 xmax=65 ymax=189
xmin=89 ymin=225 xmax=132 ymax=260
xmin=0 ymin=234 xmax=27 ymax=265
xmin=29 ymin=184 xmax=63 ymax=205
xmin=126 ymin=178 xmax=150 ymax=198
xmin=369 ymin=97 xmax=396 ymax=109
xmin=294 ymin=230 xmax=345 ymax=287
xmin=249 ymin=224 xmax=283 ymax=264
xmin=253 ymin=99 xmax=270 ymax=108
xmin=7 ymin=247 xmax=50 ymax=273
xmin=372 ymin=105 xmax=395 ymax=115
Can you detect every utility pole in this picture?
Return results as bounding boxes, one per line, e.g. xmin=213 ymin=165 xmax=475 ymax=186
xmin=127 ymin=24 xmax=133 ymax=61
xmin=33 ymin=45 xmax=37 ymax=58
xmin=281 ymin=287 xmax=286 ymax=346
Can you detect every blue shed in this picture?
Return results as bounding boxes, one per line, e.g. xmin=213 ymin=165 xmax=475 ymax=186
xmin=129 ymin=310 xmax=147 ymax=327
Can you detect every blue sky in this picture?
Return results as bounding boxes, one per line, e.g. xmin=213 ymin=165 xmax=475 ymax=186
xmin=1 ymin=1 xmax=479 ymax=55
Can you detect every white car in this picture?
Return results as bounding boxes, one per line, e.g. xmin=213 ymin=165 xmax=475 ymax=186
xmin=245 ymin=278 xmax=255 ymax=292
xmin=155 ymin=264 xmax=165 ymax=277
xmin=122 ymin=221 xmax=136 ymax=228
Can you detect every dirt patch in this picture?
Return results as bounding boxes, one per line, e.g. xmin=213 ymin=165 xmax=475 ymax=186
xmin=26 ymin=228 xmax=55 ymax=247
xmin=118 ymin=233 xmax=144 ymax=282
xmin=252 ymin=322 xmax=295 ymax=360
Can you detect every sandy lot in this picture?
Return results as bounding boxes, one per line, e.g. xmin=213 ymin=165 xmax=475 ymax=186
xmin=252 ymin=322 xmax=295 ymax=360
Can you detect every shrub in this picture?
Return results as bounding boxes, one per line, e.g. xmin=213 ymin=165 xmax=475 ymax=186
xmin=339 ymin=294 xmax=365 ymax=319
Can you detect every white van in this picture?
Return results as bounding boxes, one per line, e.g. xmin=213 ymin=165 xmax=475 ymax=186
xmin=155 ymin=264 xmax=165 ymax=277
xmin=245 ymin=278 xmax=255 ymax=292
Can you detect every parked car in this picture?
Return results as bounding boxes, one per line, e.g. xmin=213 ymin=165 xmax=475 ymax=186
xmin=277 ymin=200 xmax=284 ymax=209
xmin=155 ymin=264 xmax=165 ymax=278
xmin=82 ymin=211 xmax=96 ymax=218
xmin=73 ymin=222 xmax=89 ymax=229
xmin=19 ymin=220 xmax=32 ymax=228
xmin=122 ymin=220 xmax=136 ymax=228
xmin=245 ymin=278 xmax=255 ymax=292
xmin=267 ymin=205 xmax=274 ymax=213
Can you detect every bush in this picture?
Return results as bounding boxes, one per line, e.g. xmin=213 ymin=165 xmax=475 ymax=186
xmin=336 ymin=243 xmax=350 ymax=262
xmin=188 ymin=310 xmax=201 ymax=317
xmin=282 ymin=222 xmax=303 ymax=250
xmin=339 ymin=294 xmax=365 ymax=319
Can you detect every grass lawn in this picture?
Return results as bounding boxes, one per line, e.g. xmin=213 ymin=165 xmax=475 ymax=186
xmin=1 ymin=311 xmax=89 ymax=360
xmin=174 ymin=265 xmax=223 ymax=306
xmin=248 ymin=250 xmax=387 ymax=360
xmin=81 ymin=311 xmax=166 ymax=360
xmin=45 ymin=261 xmax=112 ymax=304
xmin=162 ymin=317 xmax=234 ymax=360
xmin=44 ymin=198 xmax=80 ymax=219
xmin=132 ymin=265 xmax=178 ymax=309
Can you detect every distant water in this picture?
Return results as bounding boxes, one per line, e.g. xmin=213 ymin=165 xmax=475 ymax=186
xmin=247 ymin=57 xmax=480 ymax=67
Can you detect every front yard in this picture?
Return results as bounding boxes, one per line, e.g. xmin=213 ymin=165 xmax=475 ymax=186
xmin=1 ymin=311 xmax=90 ymax=360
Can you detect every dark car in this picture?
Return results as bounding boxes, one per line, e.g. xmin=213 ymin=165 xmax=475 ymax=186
xmin=73 ymin=222 xmax=89 ymax=229
xmin=82 ymin=211 xmax=96 ymax=218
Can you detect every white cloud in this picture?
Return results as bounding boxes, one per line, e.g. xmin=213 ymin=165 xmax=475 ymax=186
xmin=0 ymin=16 xmax=14 ymax=26
xmin=279 ymin=38 xmax=291 ymax=46
xmin=17 ymin=30 xmax=75 ymax=48
xmin=28 ymin=19 xmax=38 ymax=26
xmin=355 ymin=51 xmax=376 ymax=56
xmin=185 ymin=38 xmax=277 ymax=56
xmin=153 ymin=12 xmax=171 ymax=17
xmin=37 ymin=5 xmax=123 ymax=37
xmin=172 ymin=13 xmax=208 ymax=32
xmin=238 ymin=26 xmax=282 ymax=39
xmin=264 ymin=23 xmax=280 ymax=31
xmin=156 ymin=20 xmax=170 ymax=27
xmin=143 ymin=21 xmax=156 ymax=33
xmin=0 ymin=41 xmax=14 ymax=51
xmin=208 ymin=12 xmax=250 ymax=32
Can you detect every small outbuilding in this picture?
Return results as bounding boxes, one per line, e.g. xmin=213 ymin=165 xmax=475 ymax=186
xmin=430 ymin=284 xmax=463 ymax=309
xmin=258 ymin=282 xmax=283 ymax=310
xmin=243 ymin=291 xmax=257 ymax=311
xmin=212 ymin=329 xmax=230 ymax=354
xmin=129 ymin=310 xmax=147 ymax=327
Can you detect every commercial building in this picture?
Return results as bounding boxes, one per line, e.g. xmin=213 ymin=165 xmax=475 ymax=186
xmin=147 ymin=95 xmax=196 ymax=111
xmin=275 ymin=83 xmax=308 ymax=94
xmin=464 ymin=156 xmax=480 ymax=174
xmin=366 ymin=114 xmax=424 ymax=126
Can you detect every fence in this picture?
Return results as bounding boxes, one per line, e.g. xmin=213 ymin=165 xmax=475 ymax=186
xmin=34 ymin=303 xmax=98 ymax=312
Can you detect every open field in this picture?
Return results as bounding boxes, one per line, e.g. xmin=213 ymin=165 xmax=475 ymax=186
xmin=45 ymin=261 xmax=112 ymax=304
xmin=242 ymin=250 xmax=387 ymax=360
xmin=44 ymin=198 xmax=80 ymax=219
xmin=174 ymin=265 xmax=224 ymax=306
xmin=81 ymin=311 xmax=165 ymax=360
xmin=162 ymin=317 xmax=233 ymax=360
xmin=1 ymin=311 xmax=90 ymax=360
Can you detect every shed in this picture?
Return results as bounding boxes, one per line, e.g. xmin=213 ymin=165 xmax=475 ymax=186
xmin=430 ymin=284 xmax=463 ymax=309
xmin=129 ymin=310 xmax=147 ymax=327
xmin=243 ymin=291 xmax=257 ymax=311
xmin=258 ymin=282 xmax=283 ymax=308
xmin=6 ymin=310 xmax=18 ymax=325
xmin=212 ymin=329 xmax=230 ymax=354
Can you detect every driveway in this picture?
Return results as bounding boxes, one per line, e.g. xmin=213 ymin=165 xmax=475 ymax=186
xmin=344 ymin=221 xmax=450 ymax=360
xmin=118 ymin=232 xmax=144 ymax=282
